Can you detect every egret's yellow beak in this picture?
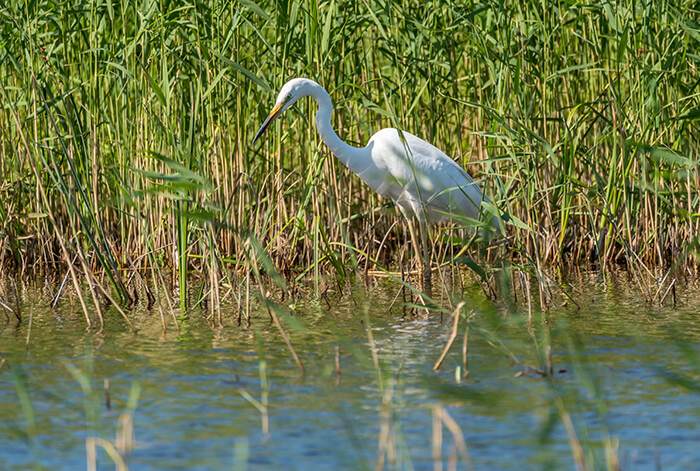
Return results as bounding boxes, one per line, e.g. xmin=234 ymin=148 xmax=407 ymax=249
xmin=253 ymin=101 xmax=285 ymax=143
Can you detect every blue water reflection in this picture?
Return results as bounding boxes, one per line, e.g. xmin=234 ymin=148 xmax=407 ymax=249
xmin=1 ymin=274 xmax=700 ymax=470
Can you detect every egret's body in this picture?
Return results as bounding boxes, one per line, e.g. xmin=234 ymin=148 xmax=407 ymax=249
xmin=362 ymin=128 xmax=483 ymax=224
xmin=254 ymin=78 xmax=494 ymax=282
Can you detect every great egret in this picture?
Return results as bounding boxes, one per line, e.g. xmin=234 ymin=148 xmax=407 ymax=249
xmin=253 ymin=78 xmax=496 ymax=283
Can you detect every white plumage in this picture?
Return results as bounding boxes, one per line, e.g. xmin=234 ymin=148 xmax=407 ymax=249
xmin=254 ymin=78 xmax=488 ymax=225
xmin=254 ymin=78 xmax=496 ymax=281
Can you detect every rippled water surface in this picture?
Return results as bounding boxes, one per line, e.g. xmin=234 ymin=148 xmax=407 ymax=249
xmin=2 ymin=271 xmax=700 ymax=470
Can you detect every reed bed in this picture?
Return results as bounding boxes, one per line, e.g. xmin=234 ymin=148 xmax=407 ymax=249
xmin=1 ymin=0 xmax=699 ymax=314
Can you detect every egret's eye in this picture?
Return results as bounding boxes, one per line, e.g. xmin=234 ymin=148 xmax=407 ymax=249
xmin=285 ymin=93 xmax=292 ymax=102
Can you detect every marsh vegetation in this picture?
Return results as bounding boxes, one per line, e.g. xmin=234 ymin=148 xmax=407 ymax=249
xmin=1 ymin=1 xmax=700 ymax=469
xmin=1 ymin=0 xmax=698 ymax=317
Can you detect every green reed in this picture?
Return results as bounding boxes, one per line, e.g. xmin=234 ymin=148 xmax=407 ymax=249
xmin=1 ymin=0 xmax=698 ymax=310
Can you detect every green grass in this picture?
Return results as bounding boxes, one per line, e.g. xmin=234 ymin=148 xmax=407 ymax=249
xmin=1 ymin=0 xmax=698 ymax=312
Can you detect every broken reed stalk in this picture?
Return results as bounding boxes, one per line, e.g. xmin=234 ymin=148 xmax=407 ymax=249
xmin=433 ymin=302 xmax=466 ymax=371
xmin=86 ymin=437 xmax=128 ymax=471
xmin=266 ymin=302 xmax=305 ymax=375
xmin=432 ymin=405 xmax=472 ymax=470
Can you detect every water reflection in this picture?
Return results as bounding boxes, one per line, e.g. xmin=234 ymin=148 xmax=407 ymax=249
xmin=1 ymin=270 xmax=700 ymax=470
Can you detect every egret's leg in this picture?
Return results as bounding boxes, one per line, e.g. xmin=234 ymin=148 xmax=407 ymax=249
xmin=405 ymin=218 xmax=420 ymax=276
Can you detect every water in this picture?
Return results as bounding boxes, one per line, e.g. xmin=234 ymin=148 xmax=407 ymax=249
xmin=1 ymin=271 xmax=700 ymax=470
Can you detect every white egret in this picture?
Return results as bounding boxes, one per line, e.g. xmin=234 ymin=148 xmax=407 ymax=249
xmin=253 ymin=78 xmax=497 ymax=283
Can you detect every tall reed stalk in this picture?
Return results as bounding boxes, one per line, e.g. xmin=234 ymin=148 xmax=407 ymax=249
xmin=1 ymin=0 xmax=698 ymax=311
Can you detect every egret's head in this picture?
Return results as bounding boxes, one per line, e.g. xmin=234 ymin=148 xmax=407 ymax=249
xmin=253 ymin=78 xmax=315 ymax=143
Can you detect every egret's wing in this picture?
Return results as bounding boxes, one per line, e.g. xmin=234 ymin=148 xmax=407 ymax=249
xmin=369 ymin=129 xmax=484 ymax=222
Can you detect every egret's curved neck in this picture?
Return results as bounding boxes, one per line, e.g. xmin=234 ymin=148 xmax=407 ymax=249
xmin=308 ymin=85 xmax=364 ymax=167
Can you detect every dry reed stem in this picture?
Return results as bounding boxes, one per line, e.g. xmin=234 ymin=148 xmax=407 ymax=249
xmin=432 ymin=407 xmax=443 ymax=471
xmin=266 ymin=303 xmax=305 ymax=375
xmin=375 ymin=385 xmax=397 ymax=471
xmin=2 ymin=77 xmax=93 ymax=326
xmin=117 ymin=412 xmax=134 ymax=457
xmin=433 ymin=302 xmax=466 ymax=371
xmin=433 ymin=405 xmax=473 ymax=471
xmin=557 ymin=396 xmax=591 ymax=471
xmin=86 ymin=437 xmax=129 ymax=471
